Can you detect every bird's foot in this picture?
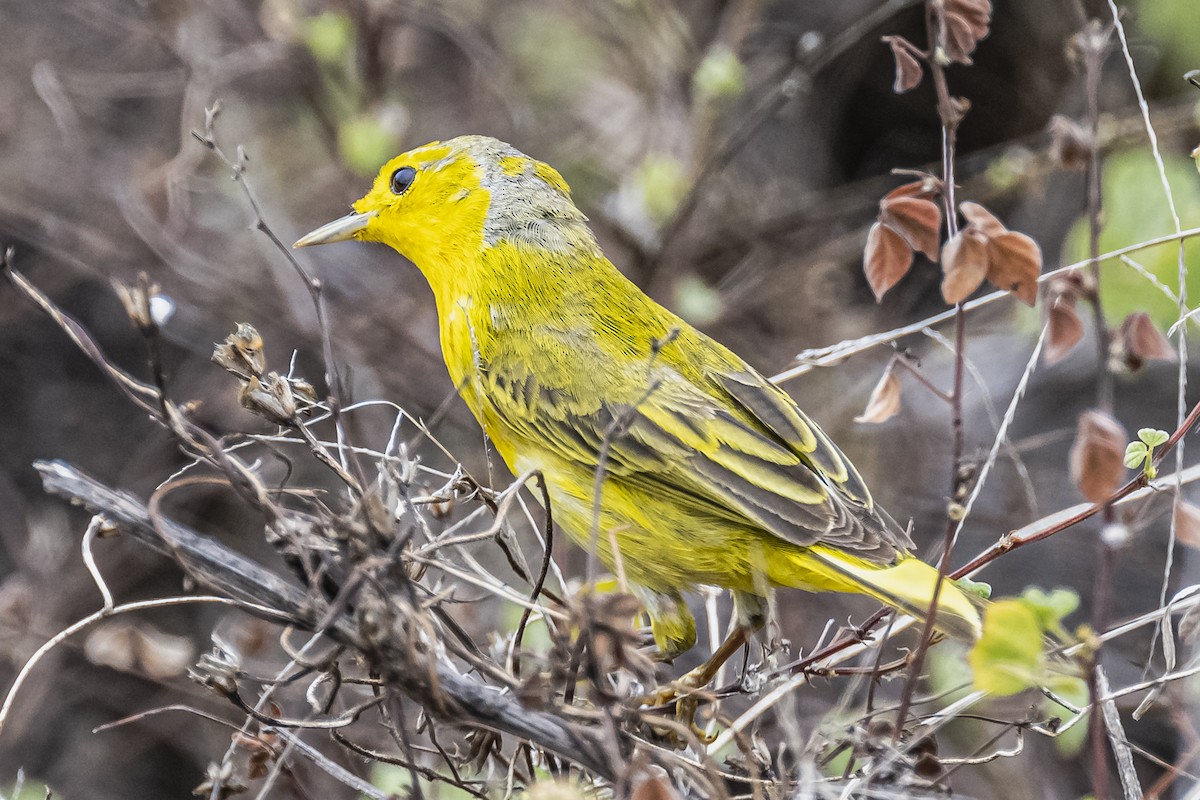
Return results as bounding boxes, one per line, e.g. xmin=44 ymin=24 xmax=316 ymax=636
xmin=639 ymin=666 xmax=717 ymax=745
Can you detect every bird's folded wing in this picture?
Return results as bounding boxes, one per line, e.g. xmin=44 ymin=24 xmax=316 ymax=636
xmin=481 ymin=350 xmax=910 ymax=562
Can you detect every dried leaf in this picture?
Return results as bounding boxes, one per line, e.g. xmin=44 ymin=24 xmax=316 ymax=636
xmin=85 ymin=623 xmax=137 ymax=671
xmin=1069 ymin=410 xmax=1128 ymax=504
xmin=959 ymin=201 xmax=1006 ymax=237
xmin=941 ymin=229 xmax=989 ymax=304
xmin=111 ymin=277 xmax=161 ymax=330
xmin=213 ymin=323 xmax=266 ymax=377
xmin=863 ymin=221 xmax=914 ymax=302
xmin=880 ymin=196 xmax=942 ymax=261
xmin=1048 ymin=115 xmax=1093 ymax=171
xmin=1119 ymin=312 xmax=1176 ymax=369
xmin=943 ymin=0 xmax=992 ymax=63
xmin=882 ymin=35 xmax=923 ymax=93
xmin=986 ymin=231 xmax=1042 ymax=306
xmin=855 ymin=367 xmax=902 ymax=424
xmin=1174 ymin=502 xmax=1200 ymax=550
xmin=238 ymin=372 xmax=297 ymax=424
xmin=943 ymin=11 xmax=980 ymax=64
xmin=631 ymin=776 xmax=684 ymax=800
xmin=952 ymin=0 xmax=992 ymax=25
xmin=884 ymin=176 xmax=943 ymax=203
xmin=1045 ymin=295 xmax=1084 ymax=364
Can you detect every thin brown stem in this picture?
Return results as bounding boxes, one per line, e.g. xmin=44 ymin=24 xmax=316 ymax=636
xmin=894 ymin=0 xmax=968 ymax=739
xmin=1076 ymin=20 xmax=1116 ymax=799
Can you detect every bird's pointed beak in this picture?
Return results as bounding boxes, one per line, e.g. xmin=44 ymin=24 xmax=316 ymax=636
xmin=293 ymin=211 xmax=377 ymax=248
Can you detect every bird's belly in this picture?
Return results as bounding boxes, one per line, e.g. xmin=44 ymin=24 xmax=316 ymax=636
xmin=510 ymin=450 xmax=771 ymax=594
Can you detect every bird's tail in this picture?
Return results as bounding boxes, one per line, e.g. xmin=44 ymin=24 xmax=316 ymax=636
xmin=779 ymin=547 xmax=984 ymax=641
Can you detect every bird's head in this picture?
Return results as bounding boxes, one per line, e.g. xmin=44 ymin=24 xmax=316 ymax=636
xmin=294 ymin=135 xmax=590 ymax=270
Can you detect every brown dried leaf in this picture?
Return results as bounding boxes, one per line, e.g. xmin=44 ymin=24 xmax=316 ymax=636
xmin=1048 ymin=115 xmax=1093 ymax=171
xmin=986 ymin=231 xmax=1042 ymax=306
xmin=631 ymin=776 xmax=684 ymax=800
xmin=959 ymin=201 xmax=1007 ymax=237
xmin=1119 ymin=312 xmax=1176 ymax=369
xmin=213 ymin=322 xmax=266 ymax=378
xmin=882 ymin=35 xmax=923 ymax=93
xmin=941 ymin=229 xmax=989 ymax=304
xmin=884 ymin=176 xmax=943 ymax=203
xmin=111 ymin=277 xmax=160 ymax=331
xmin=1069 ymin=409 xmax=1128 ymax=504
xmin=943 ymin=11 xmax=979 ymax=64
xmin=949 ymin=0 xmax=993 ymax=26
xmin=1175 ymin=501 xmax=1200 ymax=550
xmin=855 ymin=367 xmax=902 ymax=424
xmin=135 ymin=626 xmax=195 ymax=679
xmin=85 ymin=623 xmax=137 ymax=671
xmin=881 ymin=196 xmax=942 ymax=261
xmin=863 ymin=221 xmax=914 ymax=302
xmin=575 ymin=593 xmax=655 ymax=680
xmin=1045 ymin=295 xmax=1084 ymax=365
xmin=943 ymin=0 xmax=992 ymax=63
xmin=238 ymin=372 xmax=297 ymax=424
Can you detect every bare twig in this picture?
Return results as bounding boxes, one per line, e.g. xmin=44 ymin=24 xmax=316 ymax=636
xmin=31 ymin=461 xmax=624 ymax=782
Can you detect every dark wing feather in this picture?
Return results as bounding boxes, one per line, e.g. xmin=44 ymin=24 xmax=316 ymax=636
xmin=479 ymin=336 xmax=911 ymax=563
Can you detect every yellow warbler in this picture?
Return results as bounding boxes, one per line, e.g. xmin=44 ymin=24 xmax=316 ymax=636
xmin=295 ymin=135 xmax=981 ymax=669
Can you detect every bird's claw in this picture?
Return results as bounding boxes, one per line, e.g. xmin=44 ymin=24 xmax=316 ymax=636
xmin=640 ymin=666 xmax=717 ymax=745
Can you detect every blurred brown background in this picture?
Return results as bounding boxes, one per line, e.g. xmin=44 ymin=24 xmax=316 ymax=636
xmin=2 ymin=0 xmax=1200 ymax=797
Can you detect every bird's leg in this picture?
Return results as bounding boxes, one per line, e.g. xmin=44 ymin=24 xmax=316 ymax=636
xmin=641 ymin=625 xmax=751 ymax=745
xmin=679 ymin=625 xmax=750 ymax=688
xmin=642 ymin=592 xmax=767 ymax=744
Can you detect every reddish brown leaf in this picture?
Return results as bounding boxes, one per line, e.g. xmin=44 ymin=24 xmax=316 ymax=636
xmin=947 ymin=0 xmax=992 ymax=31
xmin=884 ymin=176 xmax=943 ymax=203
xmin=959 ymin=201 xmax=1006 ymax=237
xmin=945 ymin=0 xmax=993 ymax=25
xmin=1120 ymin=312 xmax=1176 ymax=368
xmin=1068 ymin=409 xmax=1128 ymax=504
xmin=882 ymin=35 xmax=923 ymax=93
xmin=1045 ymin=295 xmax=1084 ymax=365
xmin=941 ymin=229 xmax=989 ymax=304
xmin=986 ymin=230 xmax=1042 ymax=306
xmin=943 ymin=11 xmax=980 ymax=64
xmin=1048 ymin=115 xmax=1093 ymax=171
xmin=881 ymin=196 xmax=942 ymax=261
xmin=855 ymin=367 xmax=902 ymax=424
xmin=632 ymin=776 xmax=684 ymax=800
xmin=944 ymin=0 xmax=992 ymax=63
xmin=1175 ymin=501 xmax=1200 ymax=550
xmin=864 ymin=221 xmax=914 ymax=302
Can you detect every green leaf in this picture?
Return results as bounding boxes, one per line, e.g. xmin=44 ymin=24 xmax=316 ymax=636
xmin=929 ymin=644 xmax=975 ymax=706
xmin=3 ymin=780 xmax=54 ymax=800
xmin=302 ymin=11 xmax=354 ymax=66
xmin=957 ymin=576 xmax=992 ymax=600
xmin=969 ymin=599 xmax=1045 ymax=696
xmin=1135 ymin=0 xmax=1200 ymax=82
xmin=1042 ymin=676 xmax=1090 ymax=758
xmin=673 ymin=275 xmax=723 ymax=325
xmin=693 ymin=47 xmax=746 ymax=102
xmin=1064 ymin=149 xmax=1200 ymax=330
xmin=1123 ymin=441 xmax=1149 ymax=469
xmin=338 ymin=112 xmax=404 ymax=176
xmin=635 ymin=155 xmax=690 ymax=225
xmin=1138 ymin=427 xmax=1169 ymax=448
xmin=1021 ymin=587 xmax=1080 ymax=629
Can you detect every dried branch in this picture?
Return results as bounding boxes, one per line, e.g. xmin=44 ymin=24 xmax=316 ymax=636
xmin=32 ymin=460 xmax=627 ymax=784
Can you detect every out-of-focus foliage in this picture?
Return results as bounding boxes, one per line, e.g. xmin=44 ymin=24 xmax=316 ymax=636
xmin=1064 ymin=149 xmax=1200 ymax=329
xmin=1134 ymin=0 xmax=1200 ymax=81
xmin=968 ymin=586 xmax=1081 ymax=696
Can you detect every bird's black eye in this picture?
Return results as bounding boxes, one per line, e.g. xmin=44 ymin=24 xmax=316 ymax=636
xmin=390 ymin=166 xmax=417 ymax=195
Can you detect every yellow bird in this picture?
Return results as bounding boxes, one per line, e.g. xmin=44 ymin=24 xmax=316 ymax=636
xmin=295 ymin=135 xmax=981 ymax=678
